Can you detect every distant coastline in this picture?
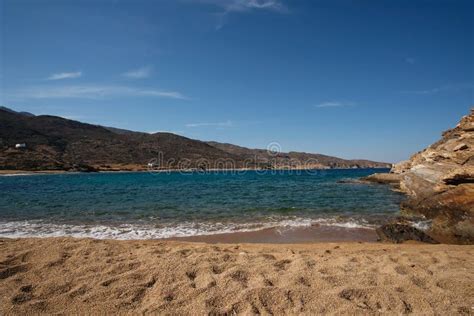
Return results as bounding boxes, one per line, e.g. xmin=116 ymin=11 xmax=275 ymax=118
xmin=0 ymin=107 xmax=392 ymax=172
xmin=0 ymin=166 xmax=392 ymax=176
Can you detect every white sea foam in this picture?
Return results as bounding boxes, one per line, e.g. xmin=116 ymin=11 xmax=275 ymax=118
xmin=311 ymin=218 xmax=375 ymax=229
xmin=0 ymin=173 xmax=35 ymax=177
xmin=0 ymin=217 xmax=375 ymax=240
xmin=409 ymin=219 xmax=432 ymax=231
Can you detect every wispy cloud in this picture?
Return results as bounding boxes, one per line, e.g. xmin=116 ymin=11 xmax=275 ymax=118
xmin=190 ymin=0 xmax=288 ymax=29
xmin=401 ymin=83 xmax=474 ymax=95
xmin=122 ymin=66 xmax=153 ymax=79
xmin=405 ymin=57 xmax=416 ymax=64
xmin=216 ymin=0 xmax=286 ymax=13
xmin=60 ymin=115 xmax=88 ymax=121
xmin=186 ymin=120 xmax=233 ymax=128
xmin=315 ymin=101 xmax=356 ymax=108
xmin=10 ymin=85 xmax=189 ymax=100
xmin=47 ymin=71 xmax=82 ymax=80
xmin=148 ymin=130 xmax=185 ymax=135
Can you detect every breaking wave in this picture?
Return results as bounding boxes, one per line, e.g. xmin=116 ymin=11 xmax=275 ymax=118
xmin=0 ymin=216 xmax=377 ymax=240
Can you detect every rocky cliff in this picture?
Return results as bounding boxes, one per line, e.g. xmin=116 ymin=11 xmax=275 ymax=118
xmin=391 ymin=109 xmax=474 ymax=244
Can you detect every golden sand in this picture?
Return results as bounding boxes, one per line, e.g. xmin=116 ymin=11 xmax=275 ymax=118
xmin=1 ymin=238 xmax=473 ymax=315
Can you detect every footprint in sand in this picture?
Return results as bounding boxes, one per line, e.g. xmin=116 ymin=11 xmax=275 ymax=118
xmin=230 ymin=270 xmax=249 ymax=285
xmin=68 ymin=285 xmax=89 ymax=298
xmin=0 ymin=264 xmax=29 ymax=280
xmin=394 ymin=265 xmax=409 ymax=275
xmin=185 ymin=270 xmax=197 ymax=281
xmin=163 ymin=293 xmax=174 ymax=302
xmin=211 ymin=265 xmax=225 ymax=275
xmin=411 ymin=276 xmax=427 ymax=289
xmin=10 ymin=283 xmax=34 ymax=305
xmin=11 ymin=292 xmax=32 ymax=305
xmin=261 ymin=254 xmax=276 ymax=260
xmin=20 ymin=285 xmax=32 ymax=293
xmin=297 ymin=276 xmax=311 ymax=287
xmin=177 ymin=249 xmax=192 ymax=257
xmin=274 ymin=259 xmax=292 ymax=271
xmin=339 ymin=288 xmax=372 ymax=310
xmin=305 ymin=259 xmax=317 ymax=268
xmin=100 ymin=278 xmax=117 ymax=287
xmin=264 ymin=278 xmax=274 ymax=287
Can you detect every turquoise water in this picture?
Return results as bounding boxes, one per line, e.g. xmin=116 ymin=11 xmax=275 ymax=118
xmin=0 ymin=169 xmax=403 ymax=239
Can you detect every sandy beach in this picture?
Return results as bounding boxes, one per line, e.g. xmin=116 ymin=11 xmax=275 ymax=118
xmin=1 ymin=238 xmax=472 ymax=315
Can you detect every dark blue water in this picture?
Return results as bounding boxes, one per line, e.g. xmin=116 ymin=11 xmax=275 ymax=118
xmin=0 ymin=169 xmax=404 ymax=239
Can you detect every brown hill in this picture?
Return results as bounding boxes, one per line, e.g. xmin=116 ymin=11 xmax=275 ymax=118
xmin=206 ymin=141 xmax=391 ymax=169
xmin=0 ymin=108 xmax=236 ymax=171
xmin=0 ymin=107 xmax=390 ymax=171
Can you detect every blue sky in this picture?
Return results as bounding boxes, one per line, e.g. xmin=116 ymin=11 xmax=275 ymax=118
xmin=1 ymin=0 xmax=473 ymax=163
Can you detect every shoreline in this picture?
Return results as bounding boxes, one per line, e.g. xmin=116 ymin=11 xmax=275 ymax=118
xmin=168 ymin=225 xmax=378 ymax=244
xmin=0 ymin=224 xmax=381 ymax=243
xmin=1 ymin=237 xmax=472 ymax=314
xmin=167 ymin=225 xmax=379 ymax=244
xmin=0 ymin=166 xmax=391 ymax=176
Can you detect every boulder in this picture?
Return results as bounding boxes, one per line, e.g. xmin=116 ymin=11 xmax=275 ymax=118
xmin=360 ymin=173 xmax=401 ymax=185
xmin=390 ymin=160 xmax=411 ymax=174
xmin=356 ymin=172 xmax=402 ymax=191
xmin=376 ymin=223 xmax=438 ymax=244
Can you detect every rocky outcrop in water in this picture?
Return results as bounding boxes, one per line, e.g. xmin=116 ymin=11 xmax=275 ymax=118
xmin=376 ymin=223 xmax=438 ymax=244
xmin=359 ymin=173 xmax=402 ymax=191
xmin=390 ymin=109 xmax=474 ymax=244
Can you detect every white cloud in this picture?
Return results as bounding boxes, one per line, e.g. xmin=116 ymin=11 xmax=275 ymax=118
xmin=61 ymin=115 xmax=88 ymax=121
xmin=148 ymin=130 xmax=184 ymax=135
xmin=11 ymin=85 xmax=188 ymax=100
xmin=122 ymin=66 xmax=153 ymax=79
xmin=403 ymin=88 xmax=440 ymax=95
xmin=405 ymin=57 xmax=416 ymax=64
xmin=189 ymin=0 xmax=286 ymax=12
xmin=218 ymin=0 xmax=286 ymax=12
xmin=315 ymin=101 xmax=356 ymax=108
xmin=186 ymin=120 xmax=233 ymax=128
xmin=190 ymin=0 xmax=287 ymax=29
xmin=47 ymin=71 xmax=82 ymax=80
xmin=401 ymin=83 xmax=474 ymax=95
xmin=138 ymin=90 xmax=187 ymax=99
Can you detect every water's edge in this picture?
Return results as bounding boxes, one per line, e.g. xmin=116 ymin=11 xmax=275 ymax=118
xmin=0 ymin=169 xmax=406 ymax=241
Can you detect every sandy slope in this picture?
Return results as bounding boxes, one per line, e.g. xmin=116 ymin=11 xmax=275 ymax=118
xmin=0 ymin=238 xmax=473 ymax=315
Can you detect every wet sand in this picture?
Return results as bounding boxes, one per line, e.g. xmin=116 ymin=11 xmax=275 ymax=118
xmin=1 ymin=237 xmax=473 ymax=315
xmin=0 ymin=170 xmax=68 ymax=176
xmin=171 ymin=225 xmax=378 ymax=244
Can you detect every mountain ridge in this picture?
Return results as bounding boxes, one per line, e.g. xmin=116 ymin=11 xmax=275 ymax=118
xmin=0 ymin=106 xmax=391 ymax=171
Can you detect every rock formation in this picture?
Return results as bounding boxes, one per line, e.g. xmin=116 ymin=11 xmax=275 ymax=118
xmin=359 ymin=173 xmax=402 ymax=190
xmin=390 ymin=109 xmax=474 ymax=244
xmin=376 ymin=223 xmax=438 ymax=244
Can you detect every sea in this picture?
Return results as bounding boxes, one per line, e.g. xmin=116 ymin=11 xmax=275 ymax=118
xmin=0 ymin=169 xmax=406 ymax=240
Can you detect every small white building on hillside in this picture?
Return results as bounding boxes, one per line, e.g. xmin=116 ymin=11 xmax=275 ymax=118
xmin=15 ymin=143 xmax=27 ymax=149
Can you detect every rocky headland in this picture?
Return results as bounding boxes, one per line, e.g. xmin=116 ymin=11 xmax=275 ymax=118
xmin=366 ymin=109 xmax=474 ymax=244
